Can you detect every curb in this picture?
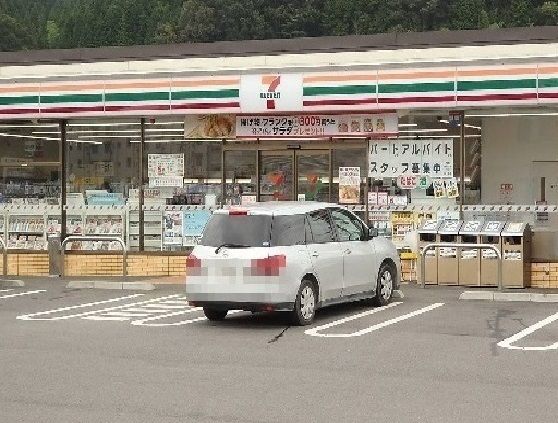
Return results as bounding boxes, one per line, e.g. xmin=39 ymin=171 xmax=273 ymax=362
xmin=66 ymin=281 xmax=156 ymax=291
xmin=460 ymin=291 xmax=558 ymax=302
xmin=0 ymin=279 xmax=25 ymax=288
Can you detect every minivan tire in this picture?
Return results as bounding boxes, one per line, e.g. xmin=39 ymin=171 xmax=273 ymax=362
xmin=203 ymin=307 xmax=228 ymax=321
xmin=292 ymin=279 xmax=317 ymax=326
xmin=372 ymin=263 xmax=394 ymax=307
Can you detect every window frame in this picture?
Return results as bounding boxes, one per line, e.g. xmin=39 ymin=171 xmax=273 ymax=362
xmin=305 ymin=208 xmax=336 ymax=245
xmin=328 ymin=207 xmax=367 ymax=242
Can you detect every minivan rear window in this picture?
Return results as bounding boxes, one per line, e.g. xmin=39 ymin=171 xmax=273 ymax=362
xmin=200 ymin=214 xmax=271 ymax=247
xmin=271 ymin=215 xmax=306 ymax=246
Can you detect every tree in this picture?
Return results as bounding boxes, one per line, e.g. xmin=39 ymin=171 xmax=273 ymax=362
xmin=0 ymin=13 xmax=30 ymax=51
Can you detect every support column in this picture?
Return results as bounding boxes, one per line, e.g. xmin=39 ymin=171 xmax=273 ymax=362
xmin=459 ymin=110 xmax=465 ymax=219
xmin=139 ymin=118 xmax=146 ymax=251
xmin=59 ymin=120 xmax=67 ymax=242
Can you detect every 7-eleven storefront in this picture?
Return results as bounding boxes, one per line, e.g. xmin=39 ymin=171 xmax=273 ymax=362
xmin=1 ymin=32 xmax=558 ymax=286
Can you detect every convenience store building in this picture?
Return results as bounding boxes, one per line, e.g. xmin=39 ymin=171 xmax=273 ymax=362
xmin=1 ymin=26 xmax=558 ymax=286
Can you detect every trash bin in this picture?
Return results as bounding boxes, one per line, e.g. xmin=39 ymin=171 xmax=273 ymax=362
xmin=501 ymin=222 xmax=531 ymax=288
xmin=458 ymin=220 xmax=484 ymax=286
xmin=417 ymin=220 xmax=441 ymax=285
xmin=437 ymin=220 xmax=463 ymax=286
xmin=479 ymin=221 xmax=506 ymax=287
xmin=47 ymin=234 xmax=62 ymax=276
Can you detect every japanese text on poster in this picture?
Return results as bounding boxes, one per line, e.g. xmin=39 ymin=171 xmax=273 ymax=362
xmin=338 ymin=167 xmax=361 ymax=204
xmin=236 ymin=113 xmax=398 ymax=138
xmin=368 ymin=139 xmax=453 ymax=178
xmin=148 ymin=154 xmax=184 ymax=188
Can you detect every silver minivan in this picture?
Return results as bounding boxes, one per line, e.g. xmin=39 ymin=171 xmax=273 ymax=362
xmin=186 ymin=202 xmax=400 ymax=325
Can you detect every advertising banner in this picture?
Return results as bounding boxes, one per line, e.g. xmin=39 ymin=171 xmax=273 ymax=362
xmin=184 ymin=115 xmax=235 ymax=138
xmin=183 ymin=210 xmax=212 ymax=237
xmin=338 ymin=167 xmax=361 ymax=204
xmin=164 ymin=211 xmax=183 ymax=246
xmin=369 ymin=139 xmax=453 ymax=179
xmin=148 ymin=153 xmax=184 ymax=188
xmin=236 ymin=113 xmax=398 ymax=138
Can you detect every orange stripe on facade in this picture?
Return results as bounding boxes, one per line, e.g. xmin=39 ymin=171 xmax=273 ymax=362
xmin=537 ymin=66 xmax=558 ymax=76
xmin=304 ymin=74 xmax=376 ymax=83
xmin=40 ymin=83 xmax=105 ymax=92
xmin=458 ymin=67 xmax=537 ymax=77
xmin=172 ymin=78 xmax=240 ymax=88
xmin=378 ymin=70 xmax=455 ymax=80
xmin=0 ymin=85 xmax=39 ymax=94
xmin=104 ymin=80 xmax=171 ymax=90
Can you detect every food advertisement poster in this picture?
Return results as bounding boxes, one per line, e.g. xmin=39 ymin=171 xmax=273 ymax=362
xmin=184 ymin=115 xmax=235 ymax=138
xmin=236 ymin=113 xmax=397 ymax=138
xmin=338 ymin=167 xmax=361 ymax=204
xmin=445 ymin=178 xmax=459 ymax=198
xmin=433 ymin=179 xmax=446 ymax=198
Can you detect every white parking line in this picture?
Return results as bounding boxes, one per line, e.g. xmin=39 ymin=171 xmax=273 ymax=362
xmin=0 ymin=290 xmax=46 ymax=300
xmin=498 ymin=311 xmax=558 ymax=351
xmin=305 ymin=302 xmax=445 ymax=338
xmin=131 ymin=309 xmax=242 ymax=327
xmin=16 ymin=294 xmax=144 ymax=321
xmin=0 ymin=289 xmax=15 ymax=293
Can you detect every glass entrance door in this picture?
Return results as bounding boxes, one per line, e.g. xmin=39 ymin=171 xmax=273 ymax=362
xmin=258 ymin=149 xmax=330 ymax=202
xmin=296 ymin=150 xmax=330 ymax=202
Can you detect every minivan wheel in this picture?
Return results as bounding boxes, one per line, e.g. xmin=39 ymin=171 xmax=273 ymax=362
xmin=372 ymin=263 xmax=394 ymax=307
xmin=292 ymin=279 xmax=317 ymax=326
xmin=203 ymin=307 xmax=228 ymax=321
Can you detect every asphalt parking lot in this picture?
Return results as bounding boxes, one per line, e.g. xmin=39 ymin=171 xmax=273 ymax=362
xmin=1 ymin=278 xmax=557 ymax=423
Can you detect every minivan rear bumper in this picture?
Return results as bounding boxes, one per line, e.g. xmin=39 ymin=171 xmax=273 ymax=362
xmin=188 ymin=300 xmax=295 ymax=312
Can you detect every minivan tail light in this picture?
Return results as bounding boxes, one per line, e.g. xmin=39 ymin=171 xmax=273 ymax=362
xmin=251 ymin=255 xmax=287 ymax=277
xmin=186 ymin=254 xmax=203 ymax=276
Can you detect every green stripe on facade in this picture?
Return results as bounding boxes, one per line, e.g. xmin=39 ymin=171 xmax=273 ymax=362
xmin=378 ymin=81 xmax=454 ymax=94
xmin=458 ymin=79 xmax=536 ymax=92
xmin=40 ymin=93 xmax=103 ymax=104
xmin=0 ymin=95 xmax=39 ymax=106
xmin=538 ymin=78 xmax=558 ymax=89
xmin=303 ymin=85 xmax=376 ymax=97
xmin=172 ymin=89 xmax=239 ymax=101
xmin=105 ymin=91 xmax=170 ymax=102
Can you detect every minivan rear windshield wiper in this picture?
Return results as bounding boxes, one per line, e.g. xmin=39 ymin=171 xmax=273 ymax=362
xmin=215 ymin=244 xmax=250 ymax=254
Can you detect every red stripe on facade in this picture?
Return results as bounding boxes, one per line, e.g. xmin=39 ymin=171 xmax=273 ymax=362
xmin=172 ymin=101 xmax=240 ymax=110
xmin=378 ymin=95 xmax=456 ymax=104
xmin=105 ymin=104 xmax=171 ymax=112
xmin=537 ymin=93 xmax=558 ymax=99
xmin=40 ymin=105 xmax=105 ymax=114
xmin=0 ymin=108 xmax=40 ymax=115
xmin=303 ymin=98 xmax=377 ymax=107
xmin=457 ymin=93 xmax=538 ymax=102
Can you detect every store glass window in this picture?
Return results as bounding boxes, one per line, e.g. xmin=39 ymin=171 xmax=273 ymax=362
xmin=0 ymin=120 xmax=61 ymax=250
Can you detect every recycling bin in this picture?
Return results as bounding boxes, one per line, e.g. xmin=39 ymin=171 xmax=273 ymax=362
xmin=458 ymin=220 xmax=483 ymax=286
xmin=501 ymin=222 xmax=531 ymax=288
xmin=479 ymin=221 xmax=506 ymax=287
xmin=437 ymin=220 xmax=463 ymax=286
xmin=417 ymin=220 xmax=441 ymax=285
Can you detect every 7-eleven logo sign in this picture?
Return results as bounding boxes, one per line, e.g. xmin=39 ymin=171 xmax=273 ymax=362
xmin=260 ymin=75 xmax=281 ymax=110
xmin=240 ymin=74 xmax=303 ymax=113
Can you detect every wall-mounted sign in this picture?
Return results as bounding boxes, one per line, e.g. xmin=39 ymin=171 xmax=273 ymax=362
xmin=338 ymin=167 xmax=361 ymax=204
xmin=184 ymin=115 xmax=235 ymax=138
xmin=369 ymin=139 xmax=453 ymax=178
xmin=164 ymin=211 xmax=183 ymax=246
xmin=240 ymin=74 xmax=303 ymax=113
xmin=148 ymin=153 xmax=184 ymax=188
xmin=237 ymin=113 xmax=398 ymax=138
xmin=397 ymin=175 xmax=418 ymax=190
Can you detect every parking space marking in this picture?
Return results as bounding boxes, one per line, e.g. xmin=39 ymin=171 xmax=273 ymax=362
xmin=498 ymin=310 xmax=558 ymax=351
xmin=0 ymin=289 xmax=15 ymax=293
xmin=0 ymin=290 xmax=46 ymax=300
xmin=305 ymin=302 xmax=445 ymax=338
xmin=131 ymin=309 xmax=242 ymax=327
xmin=16 ymin=294 xmax=144 ymax=321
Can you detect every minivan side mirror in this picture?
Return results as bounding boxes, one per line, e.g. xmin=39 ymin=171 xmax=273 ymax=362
xmin=368 ymin=227 xmax=379 ymax=239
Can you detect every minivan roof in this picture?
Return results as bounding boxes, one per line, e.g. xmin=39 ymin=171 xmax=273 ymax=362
xmin=215 ymin=201 xmax=341 ymax=216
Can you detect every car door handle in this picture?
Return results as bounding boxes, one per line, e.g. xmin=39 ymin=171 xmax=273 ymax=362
xmin=344 ymin=249 xmax=352 ymax=254
xmin=311 ymin=252 xmax=319 ymax=257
